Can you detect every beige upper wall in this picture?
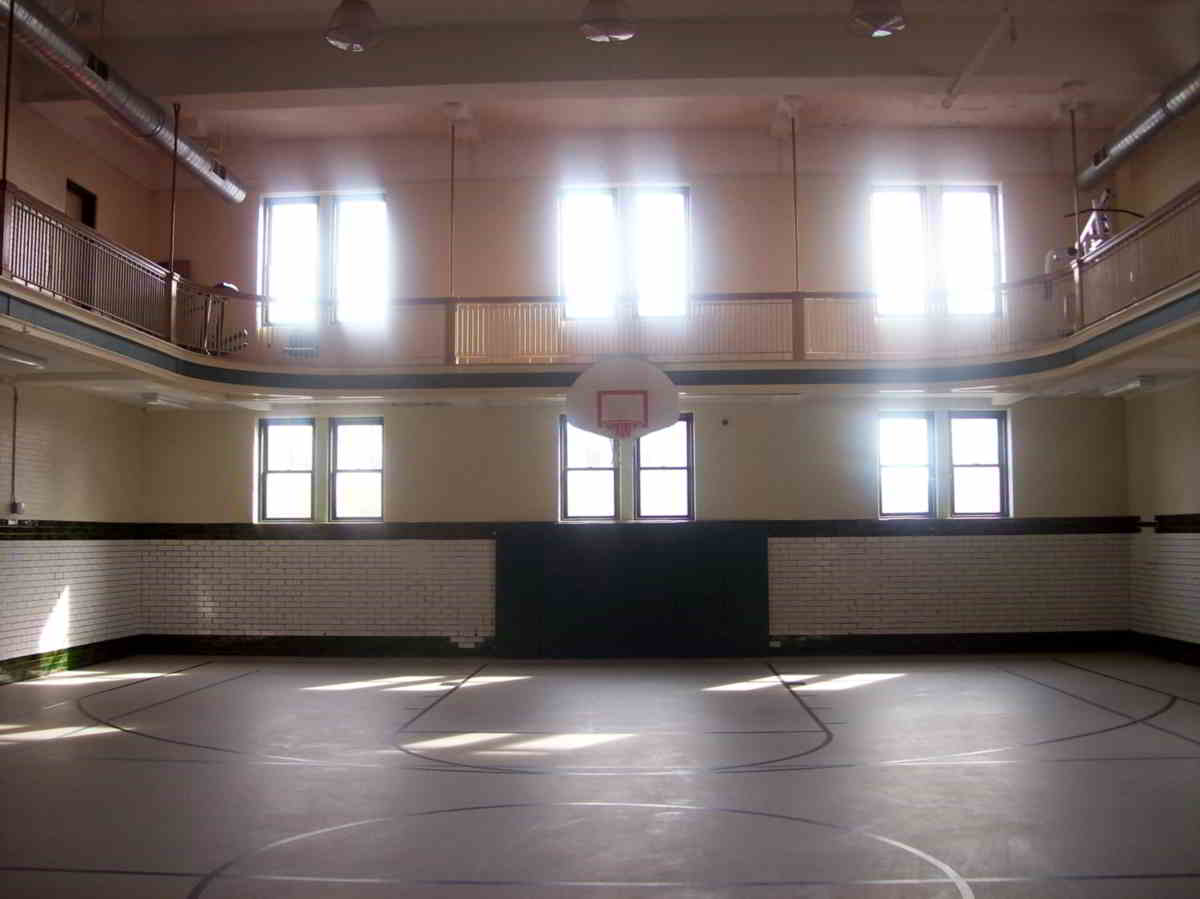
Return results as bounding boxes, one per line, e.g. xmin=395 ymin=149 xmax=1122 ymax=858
xmin=1008 ymin=398 xmax=1129 ymax=517
xmin=1126 ymin=380 xmax=1200 ymax=520
xmin=0 ymin=386 xmax=145 ymax=521
xmin=7 ymin=102 xmax=157 ymax=257
xmin=138 ymin=396 xmax=1128 ymax=523
xmin=150 ymin=127 xmax=1084 ymax=300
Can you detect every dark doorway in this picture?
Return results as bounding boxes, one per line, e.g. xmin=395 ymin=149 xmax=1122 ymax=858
xmin=66 ymin=180 xmax=98 ymax=229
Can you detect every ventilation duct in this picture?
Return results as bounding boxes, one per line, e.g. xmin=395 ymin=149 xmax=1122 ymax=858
xmin=0 ymin=0 xmax=247 ymax=203
xmin=1077 ymin=59 xmax=1200 ymax=190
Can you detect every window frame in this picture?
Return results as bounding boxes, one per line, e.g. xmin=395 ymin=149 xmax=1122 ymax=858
xmin=329 ymin=416 xmax=385 ymax=522
xmin=948 ymin=410 xmax=1010 ymax=518
xmin=877 ymin=411 xmax=936 ymax=520
xmin=261 ymin=195 xmax=322 ymax=326
xmin=870 ymin=184 xmax=1002 ymax=318
xmin=260 ymin=192 xmax=389 ymax=327
xmin=633 ymin=413 xmax=695 ymax=521
xmin=258 ymin=416 xmax=317 ymax=523
xmin=559 ymin=415 xmax=620 ymax=521
xmin=558 ymin=184 xmax=691 ymax=320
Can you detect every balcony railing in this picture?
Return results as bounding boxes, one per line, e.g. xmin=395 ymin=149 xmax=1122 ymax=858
xmin=1 ymin=177 xmax=1199 ymax=369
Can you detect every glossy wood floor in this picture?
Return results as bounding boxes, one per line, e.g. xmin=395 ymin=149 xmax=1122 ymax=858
xmin=1 ymin=652 xmax=1199 ymax=897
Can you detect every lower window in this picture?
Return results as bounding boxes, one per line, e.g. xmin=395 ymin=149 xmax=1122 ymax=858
xmin=878 ymin=410 xmax=1008 ymax=519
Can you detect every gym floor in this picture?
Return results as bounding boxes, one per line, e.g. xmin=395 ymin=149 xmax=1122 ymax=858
xmin=1 ymin=652 xmax=1198 ymax=898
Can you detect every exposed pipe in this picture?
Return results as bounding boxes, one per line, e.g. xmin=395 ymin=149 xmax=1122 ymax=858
xmin=168 ymin=101 xmax=179 ymax=273
xmin=0 ymin=0 xmax=246 ymax=203
xmin=7 ymin=381 xmax=20 ymax=517
xmin=1078 ymin=59 xmax=1200 ymax=189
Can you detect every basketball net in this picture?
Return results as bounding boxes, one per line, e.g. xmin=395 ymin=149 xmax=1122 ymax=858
xmin=605 ymin=422 xmax=636 ymax=439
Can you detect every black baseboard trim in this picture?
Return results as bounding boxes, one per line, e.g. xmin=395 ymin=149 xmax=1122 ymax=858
xmin=1153 ymin=515 xmax=1200 ymax=534
xmin=0 ymin=635 xmax=144 ymax=685
xmin=1128 ymin=631 xmax=1200 ymax=667
xmin=141 ymin=634 xmax=491 ymax=657
xmin=768 ymin=631 xmax=1131 ymax=655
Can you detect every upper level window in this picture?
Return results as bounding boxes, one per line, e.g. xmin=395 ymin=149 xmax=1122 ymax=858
xmin=559 ymin=186 xmax=688 ymax=319
xmin=870 ymin=186 xmax=1000 ymax=316
xmin=261 ymin=194 xmax=388 ymax=325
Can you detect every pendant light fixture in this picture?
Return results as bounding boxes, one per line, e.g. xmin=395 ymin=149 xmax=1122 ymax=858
xmin=849 ymin=0 xmax=906 ymax=38
xmin=325 ymin=0 xmax=383 ymax=52
xmin=579 ymin=0 xmax=637 ymax=42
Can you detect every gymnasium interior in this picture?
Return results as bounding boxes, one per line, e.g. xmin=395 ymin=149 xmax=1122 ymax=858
xmin=2 ymin=1 xmax=1200 ymax=896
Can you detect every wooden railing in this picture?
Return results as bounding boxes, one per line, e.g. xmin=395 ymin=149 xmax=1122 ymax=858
xmin=1 ymin=176 xmax=1199 ymax=369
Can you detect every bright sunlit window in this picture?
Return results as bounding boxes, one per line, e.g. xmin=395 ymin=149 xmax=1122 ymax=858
xmin=635 ymin=415 xmax=694 ymax=519
xmin=261 ymin=193 xmax=389 ymax=325
xmin=878 ymin=410 xmax=1009 ymax=519
xmin=331 ymin=417 xmax=383 ymax=520
xmin=560 ymin=418 xmax=618 ymax=520
xmin=870 ymin=185 xmax=1000 ymax=316
xmin=259 ymin=418 xmax=315 ymax=521
xmin=950 ymin=412 xmax=1008 ymax=516
xmin=878 ymin=412 xmax=933 ymax=517
xmin=559 ymin=186 xmax=689 ymax=318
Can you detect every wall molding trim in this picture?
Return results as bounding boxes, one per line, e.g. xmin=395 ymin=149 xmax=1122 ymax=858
xmin=0 ymin=517 xmax=1141 ymax=541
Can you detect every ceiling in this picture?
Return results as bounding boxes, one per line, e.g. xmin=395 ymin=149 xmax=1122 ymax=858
xmin=61 ymin=1 xmax=1174 ymax=40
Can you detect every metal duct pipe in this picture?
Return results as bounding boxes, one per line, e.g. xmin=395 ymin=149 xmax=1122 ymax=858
xmin=0 ymin=0 xmax=246 ymax=203
xmin=1078 ymin=59 xmax=1200 ymax=189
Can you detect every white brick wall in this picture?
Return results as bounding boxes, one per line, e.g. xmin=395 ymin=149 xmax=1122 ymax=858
xmin=1132 ymin=533 xmax=1200 ymax=645
xmin=141 ymin=540 xmax=495 ymax=642
xmin=769 ymin=534 xmax=1131 ymax=635
xmin=0 ymin=541 xmax=142 ymax=660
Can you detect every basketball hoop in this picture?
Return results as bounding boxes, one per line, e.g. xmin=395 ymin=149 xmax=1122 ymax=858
xmin=566 ymin=358 xmax=679 ymax=442
xmin=597 ymin=390 xmax=648 ymax=439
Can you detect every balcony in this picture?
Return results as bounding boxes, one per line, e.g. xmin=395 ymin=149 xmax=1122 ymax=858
xmin=1 ymin=178 xmax=1199 ymax=377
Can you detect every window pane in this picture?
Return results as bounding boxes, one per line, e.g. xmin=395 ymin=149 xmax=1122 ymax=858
xmin=880 ymin=467 xmax=930 ymax=516
xmin=336 ymin=423 xmax=383 ymax=470
xmin=264 ymin=472 xmax=312 ymax=519
xmin=335 ymin=197 xmax=388 ymax=323
xmin=266 ymin=423 xmax=313 ymax=471
xmin=565 ymin=422 xmax=614 ymax=468
xmin=943 ymin=190 xmax=998 ymax=314
xmin=566 ymin=470 xmax=616 ymax=518
xmin=335 ymin=472 xmax=383 ymax=518
xmin=638 ymin=420 xmax=687 ymax=468
xmin=639 ymin=469 xmax=689 ymax=517
xmin=879 ymin=417 xmax=929 ymax=467
xmin=871 ymin=190 xmax=926 ymax=315
xmin=635 ymin=190 xmax=687 ymax=316
xmin=953 ymin=466 xmax=1002 ymax=515
xmin=265 ymin=199 xmax=319 ymax=324
xmin=951 ymin=417 xmax=1000 ymax=465
xmin=561 ymin=190 xmax=619 ymax=318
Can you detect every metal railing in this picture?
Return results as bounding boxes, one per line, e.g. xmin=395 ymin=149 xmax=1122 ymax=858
xmin=0 ymin=180 xmax=244 ymax=355
xmin=1 ymin=176 xmax=1199 ymax=368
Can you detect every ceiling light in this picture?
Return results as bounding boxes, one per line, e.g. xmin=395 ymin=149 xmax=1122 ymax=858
xmin=142 ymin=393 xmax=191 ymax=409
xmin=850 ymin=0 xmax=907 ymax=38
xmin=325 ymin=0 xmax=382 ymax=52
xmin=0 ymin=345 xmax=47 ymax=369
xmin=1101 ymin=377 xmax=1155 ymax=397
xmin=579 ymin=0 xmax=636 ymax=42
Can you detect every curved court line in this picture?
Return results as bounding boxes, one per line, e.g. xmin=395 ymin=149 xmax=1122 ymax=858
xmin=394 ymin=661 xmax=490 ymax=731
xmin=0 ymin=660 xmax=216 ymax=758
xmin=185 ymin=801 xmax=974 ymax=899
xmin=73 ymin=668 xmax=315 ymax=764
xmin=389 ymin=659 xmax=833 ymax=775
xmin=1054 ymin=657 xmax=1200 ymax=707
xmin=713 ymin=660 xmax=836 ymax=770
